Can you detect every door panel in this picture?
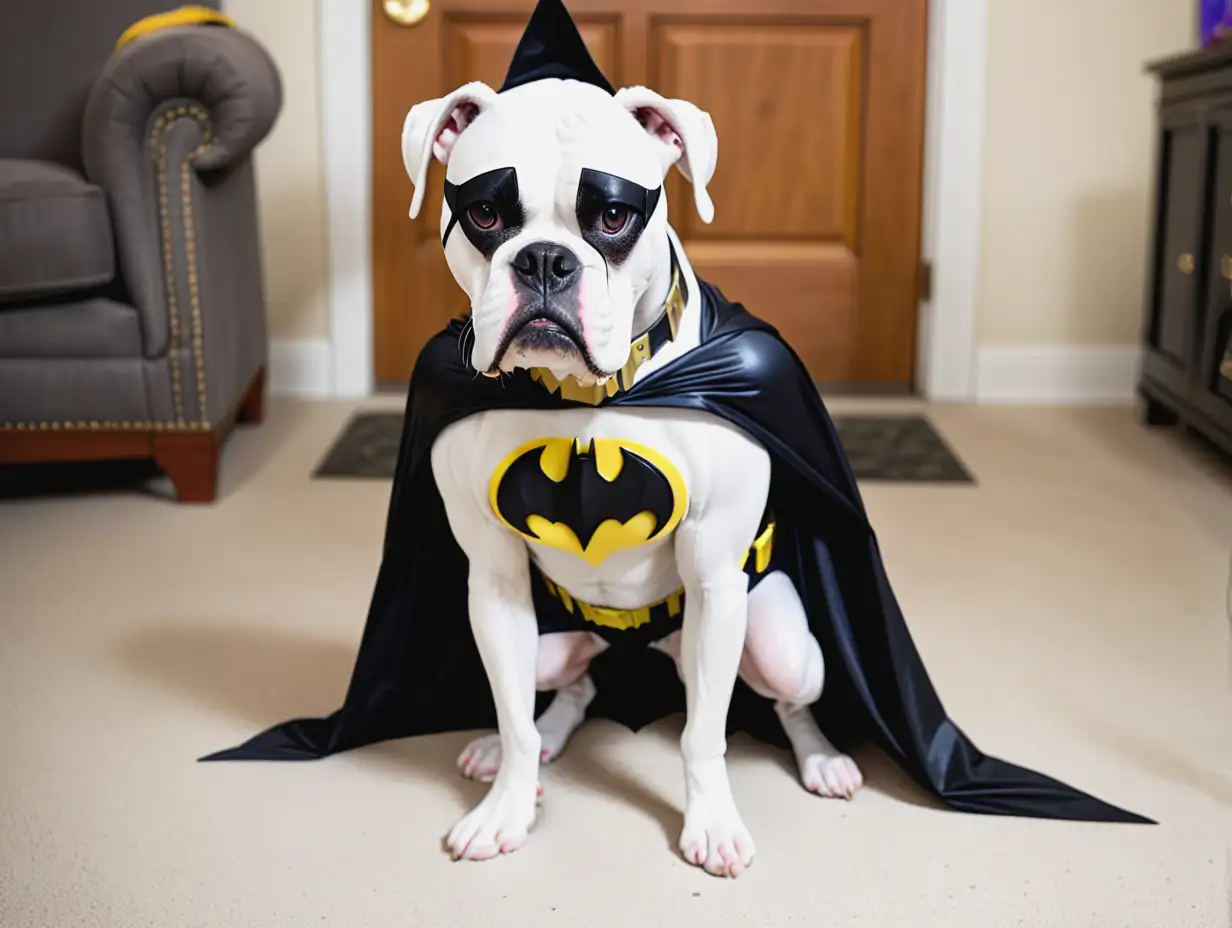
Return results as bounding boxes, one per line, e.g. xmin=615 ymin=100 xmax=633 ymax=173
xmin=654 ymin=20 xmax=866 ymax=380
xmin=371 ymin=0 xmax=927 ymax=386
xmin=1152 ymin=120 xmax=1206 ymax=367
xmin=657 ymin=23 xmax=862 ymax=243
xmin=1194 ymin=110 xmax=1232 ymax=424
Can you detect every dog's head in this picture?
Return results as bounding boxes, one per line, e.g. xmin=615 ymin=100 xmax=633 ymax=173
xmin=402 ymin=78 xmax=717 ymax=382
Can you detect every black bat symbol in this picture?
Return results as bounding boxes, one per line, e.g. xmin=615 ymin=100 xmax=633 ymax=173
xmin=495 ymin=440 xmax=676 ymax=551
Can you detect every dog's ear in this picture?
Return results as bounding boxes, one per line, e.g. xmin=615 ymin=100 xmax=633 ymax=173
xmin=402 ymin=81 xmax=499 ymax=219
xmin=614 ymin=87 xmax=718 ymax=224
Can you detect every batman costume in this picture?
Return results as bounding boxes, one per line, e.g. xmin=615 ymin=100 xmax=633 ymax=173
xmin=204 ymin=0 xmax=1152 ymax=827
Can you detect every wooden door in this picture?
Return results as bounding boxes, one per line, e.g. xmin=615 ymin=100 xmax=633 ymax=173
xmin=372 ymin=0 xmax=928 ymax=387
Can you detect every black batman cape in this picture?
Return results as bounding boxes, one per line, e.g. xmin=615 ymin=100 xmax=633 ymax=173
xmin=203 ymin=279 xmax=1151 ymax=825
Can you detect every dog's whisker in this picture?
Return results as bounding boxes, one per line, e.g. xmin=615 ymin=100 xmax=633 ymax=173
xmin=456 ymin=318 xmax=476 ymax=361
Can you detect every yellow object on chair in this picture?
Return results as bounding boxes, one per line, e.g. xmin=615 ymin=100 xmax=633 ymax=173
xmin=115 ymin=5 xmax=236 ymax=51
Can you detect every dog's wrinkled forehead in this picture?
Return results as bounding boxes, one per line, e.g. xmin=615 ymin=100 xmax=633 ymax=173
xmin=445 ymin=81 xmax=663 ymax=219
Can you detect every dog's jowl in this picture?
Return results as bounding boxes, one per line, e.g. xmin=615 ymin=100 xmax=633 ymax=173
xmin=204 ymin=0 xmax=1151 ymax=881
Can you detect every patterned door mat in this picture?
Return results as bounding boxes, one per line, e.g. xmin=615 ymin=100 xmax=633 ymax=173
xmin=314 ymin=412 xmax=974 ymax=483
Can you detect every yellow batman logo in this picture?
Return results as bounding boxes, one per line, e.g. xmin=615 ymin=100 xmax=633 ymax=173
xmin=489 ymin=437 xmax=688 ymax=566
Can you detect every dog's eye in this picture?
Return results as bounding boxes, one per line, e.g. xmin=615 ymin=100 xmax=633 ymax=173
xmin=601 ymin=205 xmax=629 ymax=234
xmin=468 ymin=202 xmax=500 ymax=230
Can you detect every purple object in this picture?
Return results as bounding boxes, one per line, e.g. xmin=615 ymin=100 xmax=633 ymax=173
xmin=1202 ymin=0 xmax=1232 ymax=45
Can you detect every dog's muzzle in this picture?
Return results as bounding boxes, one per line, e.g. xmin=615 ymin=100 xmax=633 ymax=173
xmin=490 ymin=241 xmax=602 ymax=374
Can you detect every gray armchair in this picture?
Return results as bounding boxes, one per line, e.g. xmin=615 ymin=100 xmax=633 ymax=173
xmin=0 ymin=2 xmax=282 ymax=502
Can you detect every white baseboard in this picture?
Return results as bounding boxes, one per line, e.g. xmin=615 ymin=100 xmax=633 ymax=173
xmin=975 ymin=344 xmax=1142 ymax=405
xmin=269 ymin=337 xmax=333 ymax=398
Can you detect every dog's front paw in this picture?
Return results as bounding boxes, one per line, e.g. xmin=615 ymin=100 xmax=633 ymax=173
xmin=679 ymin=794 xmax=756 ymax=879
xmin=799 ymin=753 xmax=863 ymax=800
xmin=445 ymin=777 xmax=539 ymax=861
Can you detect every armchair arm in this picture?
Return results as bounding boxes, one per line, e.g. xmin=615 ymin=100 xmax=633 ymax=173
xmin=84 ymin=25 xmax=281 ymax=176
xmin=80 ymin=25 xmax=282 ymax=427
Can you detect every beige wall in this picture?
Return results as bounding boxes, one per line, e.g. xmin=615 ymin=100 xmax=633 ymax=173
xmin=977 ymin=0 xmax=1195 ymax=347
xmin=227 ymin=0 xmax=330 ymax=340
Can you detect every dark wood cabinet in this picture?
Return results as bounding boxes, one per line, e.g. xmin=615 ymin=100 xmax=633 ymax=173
xmin=1141 ymin=45 xmax=1232 ymax=449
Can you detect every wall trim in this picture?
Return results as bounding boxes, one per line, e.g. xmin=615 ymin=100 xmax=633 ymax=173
xmin=975 ymin=345 xmax=1142 ymax=405
xmin=319 ymin=0 xmax=373 ymax=399
xmin=319 ymin=0 xmax=986 ymax=401
xmin=269 ymin=338 xmax=334 ymax=398
xmin=917 ymin=0 xmax=986 ymax=402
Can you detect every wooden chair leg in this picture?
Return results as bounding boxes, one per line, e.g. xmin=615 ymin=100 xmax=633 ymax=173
xmin=152 ymin=431 xmax=221 ymax=503
xmin=238 ymin=366 xmax=267 ymax=425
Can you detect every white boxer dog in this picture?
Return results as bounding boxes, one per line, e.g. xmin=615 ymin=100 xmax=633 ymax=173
xmin=401 ymin=75 xmax=861 ymax=878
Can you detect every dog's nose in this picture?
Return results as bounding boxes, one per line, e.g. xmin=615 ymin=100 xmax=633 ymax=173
xmin=512 ymin=242 xmax=581 ymax=293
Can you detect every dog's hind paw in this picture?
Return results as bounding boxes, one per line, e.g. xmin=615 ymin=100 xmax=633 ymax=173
xmin=799 ymin=753 xmax=863 ymax=800
xmin=538 ymin=722 xmax=573 ymax=763
xmin=457 ymin=732 xmax=570 ymax=783
xmin=458 ymin=733 xmax=504 ymax=782
xmin=457 ymin=707 xmax=581 ymax=782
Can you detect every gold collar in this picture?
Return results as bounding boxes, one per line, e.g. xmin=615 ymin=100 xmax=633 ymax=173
xmin=529 ymin=255 xmax=687 ymax=406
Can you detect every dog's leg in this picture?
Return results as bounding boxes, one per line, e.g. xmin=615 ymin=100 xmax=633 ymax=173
xmin=674 ymin=523 xmax=757 ymax=879
xmin=742 ymin=572 xmax=862 ymax=799
xmin=443 ymin=558 xmax=541 ymax=860
xmin=459 ymin=632 xmax=606 ymax=781
xmin=431 ymin=435 xmax=547 ymax=860
xmin=536 ymin=672 xmax=597 ymax=759
xmin=533 ymin=631 xmax=606 ymax=761
xmin=653 ymin=574 xmax=862 ymax=799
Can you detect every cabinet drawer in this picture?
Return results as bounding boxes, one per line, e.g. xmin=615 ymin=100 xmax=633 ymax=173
xmin=1192 ymin=308 xmax=1232 ymax=429
xmin=1203 ymin=305 xmax=1232 ymax=403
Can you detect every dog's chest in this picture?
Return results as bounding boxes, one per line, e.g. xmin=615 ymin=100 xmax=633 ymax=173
xmin=478 ymin=406 xmax=694 ymax=579
xmin=438 ymin=401 xmax=768 ymax=611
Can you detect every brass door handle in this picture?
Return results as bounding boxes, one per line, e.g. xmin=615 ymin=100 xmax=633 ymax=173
xmin=383 ymin=0 xmax=430 ymax=26
xmin=1178 ymin=252 xmax=1195 ymax=275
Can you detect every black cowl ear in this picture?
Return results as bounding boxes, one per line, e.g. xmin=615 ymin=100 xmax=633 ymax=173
xmin=499 ymin=0 xmax=615 ymax=95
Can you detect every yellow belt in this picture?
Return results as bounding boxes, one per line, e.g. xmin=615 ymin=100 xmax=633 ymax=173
xmin=540 ymin=521 xmax=775 ymax=632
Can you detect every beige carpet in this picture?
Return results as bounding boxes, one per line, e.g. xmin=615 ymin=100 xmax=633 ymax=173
xmin=2 ymin=398 xmax=1231 ymax=927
